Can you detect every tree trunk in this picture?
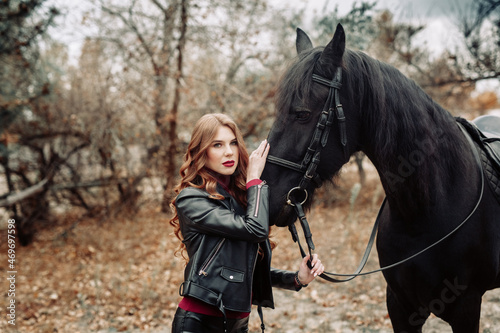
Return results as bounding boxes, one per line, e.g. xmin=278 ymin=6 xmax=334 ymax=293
xmin=162 ymin=0 xmax=188 ymax=211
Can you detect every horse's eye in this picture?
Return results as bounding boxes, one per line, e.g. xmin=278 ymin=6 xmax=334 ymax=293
xmin=295 ymin=111 xmax=311 ymax=122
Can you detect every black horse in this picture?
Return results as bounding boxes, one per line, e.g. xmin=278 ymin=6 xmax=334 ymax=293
xmin=262 ymin=24 xmax=500 ymax=332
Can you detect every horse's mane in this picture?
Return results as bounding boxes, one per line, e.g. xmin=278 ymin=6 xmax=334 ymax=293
xmin=275 ymin=47 xmax=473 ymax=210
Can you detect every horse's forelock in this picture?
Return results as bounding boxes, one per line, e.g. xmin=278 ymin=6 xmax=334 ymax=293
xmin=275 ymin=49 xmax=323 ymax=120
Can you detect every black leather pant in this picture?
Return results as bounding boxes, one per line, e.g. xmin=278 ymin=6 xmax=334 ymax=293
xmin=171 ymin=307 xmax=249 ymax=333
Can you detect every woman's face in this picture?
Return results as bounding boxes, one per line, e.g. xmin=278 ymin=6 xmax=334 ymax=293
xmin=205 ymin=125 xmax=239 ymax=176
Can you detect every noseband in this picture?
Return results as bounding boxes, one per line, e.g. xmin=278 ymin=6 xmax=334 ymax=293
xmin=267 ymin=67 xmax=348 ymax=191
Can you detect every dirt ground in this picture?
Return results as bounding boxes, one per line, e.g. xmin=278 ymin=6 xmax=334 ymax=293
xmin=1 ymin=162 xmax=500 ymax=332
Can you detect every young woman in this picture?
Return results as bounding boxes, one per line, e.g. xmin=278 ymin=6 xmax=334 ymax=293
xmin=170 ymin=113 xmax=324 ymax=333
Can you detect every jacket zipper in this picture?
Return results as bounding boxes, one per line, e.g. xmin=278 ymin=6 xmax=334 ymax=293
xmin=253 ymin=181 xmax=265 ymax=217
xmin=198 ymin=238 xmax=225 ymax=276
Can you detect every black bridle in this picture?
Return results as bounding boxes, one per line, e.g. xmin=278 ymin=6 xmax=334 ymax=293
xmin=267 ymin=67 xmax=348 ymax=191
xmin=265 ymin=67 xmax=485 ymax=283
xmin=266 ymin=67 xmax=359 ymax=282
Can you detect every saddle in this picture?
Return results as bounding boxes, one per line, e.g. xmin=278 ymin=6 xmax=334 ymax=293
xmin=472 ymin=115 xmax=500 ymax=139
xmin=457 ymin=116 xmax=500 ymax=204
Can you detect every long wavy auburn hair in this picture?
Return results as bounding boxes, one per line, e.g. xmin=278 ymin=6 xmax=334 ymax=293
xmin=169 ymin=113 xmax=251 ymax=261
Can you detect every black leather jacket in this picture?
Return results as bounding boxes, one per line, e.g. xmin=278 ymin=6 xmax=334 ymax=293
xmin=176 ymin=182 xmax=298 ymax=315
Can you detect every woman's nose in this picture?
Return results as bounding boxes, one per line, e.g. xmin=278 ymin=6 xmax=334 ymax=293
xmin=224 ymin=144 xmax=233 ymax=155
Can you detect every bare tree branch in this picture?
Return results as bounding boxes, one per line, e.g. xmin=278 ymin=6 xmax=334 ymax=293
xmin=0 ymin=178 xmax=48 ymax=207
xmin=462 ymin=0 xmax=500 ymax=37
xmin=188 ymin=73 xmax=254 ymax=101
xmin=100 ymin=2 xmax=160 ymax=74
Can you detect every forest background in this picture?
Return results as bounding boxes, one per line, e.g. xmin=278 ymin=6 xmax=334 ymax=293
xmin=1 ymin=0 xmax=500 ymax=332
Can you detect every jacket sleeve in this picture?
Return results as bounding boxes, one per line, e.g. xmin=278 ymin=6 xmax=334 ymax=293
xmin=270 ymin=268 xmax=301 ymax=291
xmin=176 ymin=184 xmax=270 ymax=242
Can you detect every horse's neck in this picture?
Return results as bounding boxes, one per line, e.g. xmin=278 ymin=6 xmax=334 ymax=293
xmin=364 ymin=116 xmax=479 ymax=221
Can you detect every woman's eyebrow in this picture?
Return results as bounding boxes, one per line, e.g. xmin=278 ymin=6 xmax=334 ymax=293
xmin=211 ymin=137 xmax=236 ymax=143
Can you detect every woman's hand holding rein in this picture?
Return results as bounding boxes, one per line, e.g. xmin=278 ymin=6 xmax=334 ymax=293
xmin=298 ymin=254 xmax=324 ymax=285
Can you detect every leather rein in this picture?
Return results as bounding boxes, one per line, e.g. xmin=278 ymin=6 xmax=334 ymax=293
xmin=266 ymin=67 xmax=485 ymax=283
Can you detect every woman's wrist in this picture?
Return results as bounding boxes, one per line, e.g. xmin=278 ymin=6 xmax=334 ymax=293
xmin=246 ymin=179 xmax=262 ymax=189
xmin=294 ymin=271 xmax=308 ymax=288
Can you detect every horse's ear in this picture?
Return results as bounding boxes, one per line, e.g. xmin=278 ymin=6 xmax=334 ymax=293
xmin=296 ymin=28 xmax=313 ymax=55
xmin=318 ymin=23 xmax=345 ymax=68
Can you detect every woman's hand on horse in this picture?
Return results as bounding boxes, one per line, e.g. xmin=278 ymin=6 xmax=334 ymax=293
xmin=247 ymin=140 xmax=270 ymax=183
xmin=298 ymin=253 xmax=324 ymax=285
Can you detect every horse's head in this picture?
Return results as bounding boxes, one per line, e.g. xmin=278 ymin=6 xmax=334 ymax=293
xmin=263 ymin=24 xmax=361 ymax=227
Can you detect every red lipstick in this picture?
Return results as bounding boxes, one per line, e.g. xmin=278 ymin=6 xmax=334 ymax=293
xmin=223 ymin=161 xmax=235 ymax=167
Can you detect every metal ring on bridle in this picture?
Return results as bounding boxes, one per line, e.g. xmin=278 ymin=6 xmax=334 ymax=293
xmin=286 ymin=187 xmax=308 ymax=206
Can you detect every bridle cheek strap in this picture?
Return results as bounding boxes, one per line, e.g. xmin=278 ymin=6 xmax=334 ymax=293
xmin=312 ymin=68 xmax=349 ymax=164
xmin=336 ymin=102 xmax=348 ymax=157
